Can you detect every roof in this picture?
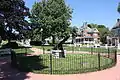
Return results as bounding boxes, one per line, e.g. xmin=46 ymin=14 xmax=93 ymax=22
xmin=77 ymin=22 xmax=100 ymax=38
xmin=91 ymin=28 xmax=99 ymax=33
xmin=112 ymin=19 xmax=120 ymax=29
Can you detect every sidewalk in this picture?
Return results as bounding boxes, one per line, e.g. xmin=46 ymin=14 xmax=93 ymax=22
xmin=30 ymin=48 xmax=92 ymax=55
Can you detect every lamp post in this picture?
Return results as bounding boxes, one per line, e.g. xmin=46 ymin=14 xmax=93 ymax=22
xmin=40 ymin=28 xmax=43 ymax=42
xmin=72 ymin=33 xmax=75 ymax=53
xmin=40 ymin=28 xmax=44 ymax=54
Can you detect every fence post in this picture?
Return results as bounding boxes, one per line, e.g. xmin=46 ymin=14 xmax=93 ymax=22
xmin=108 ymin=47 xmax=110 ymax=58
xmin=98 ymin=53 xmax=101 ymax=70
xmin=43 ymin=47 xmax=45 ymax=54
xmin=114 ymin=49 xmax=117 ymax=63
xmin=26 ymin=47 xmax=27 ymax=54
xmin=72 ymin=45 xmax=74 ymax=53
xmin=11 ymin=50 xmax=17 ymax=68
xmin=91 ymin=47 xmax=93 ymax=55
xmin=50 ymin=53 xmax=52 ymax=74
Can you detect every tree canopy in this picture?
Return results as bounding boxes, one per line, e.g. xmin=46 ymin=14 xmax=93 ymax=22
xmin=88 ymin=23 xmax=98 ymax=28
xmin=118 ymin=2 xmax=120 ymax=13
xmin=97 ymin=25 xmax=111 ymax=44
xmin=0 ymin=0 xmax=30 ymax=41
xmin=30 ymin=0 xmax=72 ymax=43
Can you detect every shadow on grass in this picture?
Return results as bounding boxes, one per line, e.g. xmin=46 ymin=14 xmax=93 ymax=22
xmin=1 ymin=42 xmax=31 ymax=49
xmin=16 ymin=55 xmax=49 ymax=72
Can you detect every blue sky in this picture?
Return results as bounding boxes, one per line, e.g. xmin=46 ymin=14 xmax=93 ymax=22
xmin=24 ymin=0 xmax=120 ymax=29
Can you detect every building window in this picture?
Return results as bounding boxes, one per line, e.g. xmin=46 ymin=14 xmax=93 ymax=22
xmin=85 ymin=38 xmax=88 ymax=41
xmin=89 ymin=38 xmax=93 ymax=41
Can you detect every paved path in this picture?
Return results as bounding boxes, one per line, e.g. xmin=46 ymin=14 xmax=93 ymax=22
xmin=30 ymin=48 xmax=93 ymax=55
xmin=0 ymin=56 xmax=30 ymax=80
xmin=0 ymin=48 xmax=120 ymax=80
xmin=29 ymin=48 xmax=108 ymax=57
xmin=30 ymin=48 xmax=43 ymax=55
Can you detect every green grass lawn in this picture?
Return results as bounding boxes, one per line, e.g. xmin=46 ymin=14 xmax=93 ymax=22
xmin=0 ymin=40 xmax=33 ymax=54
xmin=33 ymin=45 xmax=116 ymax=53
xmin=13 ymin=48 xmax=34 ymax=54
xmin=17 ymin=54 xmax=114 ymax=74
xmin=65 ymin=46 xmax=117 ymax=53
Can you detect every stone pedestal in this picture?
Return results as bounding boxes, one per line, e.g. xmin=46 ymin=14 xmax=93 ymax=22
xmin=118 ymin=43 xmax=120 ymax=49
xmin=51 ymin=50 xmax=66 ymax=58
xmin=105 ymin=44 xmax=108 ymax=49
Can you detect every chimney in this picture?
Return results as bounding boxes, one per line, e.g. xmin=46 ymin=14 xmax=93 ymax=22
xmin=117 ymin=19 xmax=120 ymax=22
xmin=83 ymin=22 xmax=87 ymax=27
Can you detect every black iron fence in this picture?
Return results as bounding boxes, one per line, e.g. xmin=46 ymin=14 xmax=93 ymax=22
xmin=11 ymin=47 xmax=117 ymax=74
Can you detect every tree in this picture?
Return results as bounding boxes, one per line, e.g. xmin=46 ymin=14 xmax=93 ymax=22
xmin=71 ymin=26 xmax=78 ymax=43
xmin=30 ymin=0 xmax=72 ymax=44
xmin=0 ymin=24 xmax=6 ymax=40
xmin=97 ymin=25 xmax=110 ymax=44
xmin=0 ymin=0 xmax=30 ymax=42
xmin=88 ymin=23 xmax=98 ymax=28
xmin=118 ymin=2 xmax=120 ymax=13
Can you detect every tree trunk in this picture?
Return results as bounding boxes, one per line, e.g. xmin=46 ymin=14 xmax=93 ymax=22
xmin=0 ymin=36 xmax=2 ymax=43
xmin=8 ymin=27 xmax=12 ymax=47
xmin=52 ymin=35 xmax=55 ymax=45
xmin=7 ymin=38 xmax=11 ymax=48
xmin=11 ymin=51 xmax=17 ymax=68
xmin=0 ymin=36 xmax=2 ymax=46
xmin=8 ymin=38 xmax=11 ymax=43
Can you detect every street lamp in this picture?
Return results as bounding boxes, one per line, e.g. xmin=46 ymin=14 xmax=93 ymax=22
xmin=40 ymin=28 xmax=44 ymax=54
xmin=40 ymin=28 xmax=43 ymax=42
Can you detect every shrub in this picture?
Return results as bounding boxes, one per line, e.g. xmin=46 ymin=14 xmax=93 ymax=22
xmin=2 ymin=42 xmax=18 ymax=49
xmin=30 ymin=41 xmax=42 ymax=46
